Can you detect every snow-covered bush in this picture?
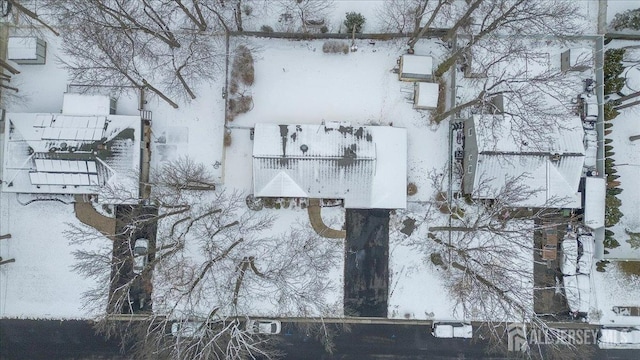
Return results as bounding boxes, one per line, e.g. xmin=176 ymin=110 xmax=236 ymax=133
xmin=260 ymin=25 xmax=273 ymax=33
xmin=231 ymin=45 xmax=254 ymax=86
xmin=611 ymin=8 xmax=640 ymax=31
xmin=322 ymin=40 xmax=349 ymax=54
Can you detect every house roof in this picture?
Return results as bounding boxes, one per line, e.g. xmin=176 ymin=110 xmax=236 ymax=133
xmin=7 ymin=37 xmax=39 ymax=60
xmin=415 ymin=82 xmax=439 ymax=109
xmin=401 ymin=55 xmax=433 ymax=76
xmin=2 ymin=111 xmax=141 ymax=198
xmin=252 ymin=123 xmax=407 ymax=209
xmin=471 ymin=115 xmax=584 ymax=208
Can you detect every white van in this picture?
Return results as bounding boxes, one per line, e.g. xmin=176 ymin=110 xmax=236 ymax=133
xmin=133 ymin=238 xmax=149 ymax=274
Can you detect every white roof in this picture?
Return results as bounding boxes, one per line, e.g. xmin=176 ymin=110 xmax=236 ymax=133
xmin=2 ymin=111 xmax=141 ymax=197
xmin=578 ymin=235 xmax=594 ymax=274
xmin=62 ymin=93 xmax=113 ymax=116
xmin=564 ymin=274 xmax=590 ymax=313
xmin=415 ymin=82 xmax=439 ymax=109
xmin=583 ymin=177 xmax=605 ymax=229
xmin=7 ymin=37 xmax=39 ymax=60
xmin=401 ymin=55 xmax=433 ymax=76
xmin=252 ymin=124 xmax=407 ymax=209
xmin=471 ymin=115 xmax=584 ymax=208
xmin=600 ymin=329 xmax=640 ymax=346
xmin=561 ymin=238 xmax=578 ymax=276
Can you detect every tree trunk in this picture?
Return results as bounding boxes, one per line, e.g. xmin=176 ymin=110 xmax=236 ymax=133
xmin=0 ymin=59 xmax=20 ymax=75
xmin=443 ymin=0 xmax=484 ymax=41
xmin=0 ymin=234 xmax=11 ymax=240
xmin=142 ymin=79 xmax=179 ymax=108
xmin=8 ymin=0 xmax=60 ymax=36
xmin=615 ymin=99 xmax=640 ymax=110
xmin=433 ymin=96 xmax=482 ymax=123
xmin=408 ymin=0 xmax=447 ymax=50
xmin=0 ymin=258 xmax=16 ymax=265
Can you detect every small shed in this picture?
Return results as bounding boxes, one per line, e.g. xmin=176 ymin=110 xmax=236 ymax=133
xmin=62 ymin=94 xmax=117 ymax=116
xmin=7 ymin=37 xmax=46 ymax=65
xmin=561 ymin=48 xmax=592 ymax=72
xmin=413 ymin=82 xmax=439 ymax=110
xmin=399 ymin=54 xmax=433 ymax=82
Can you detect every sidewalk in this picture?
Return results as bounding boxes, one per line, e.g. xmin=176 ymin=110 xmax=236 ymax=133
xmin=307 ymin=198 xmax=346 ymax=239
xmin=73 ymin=195 xmax=116 ymax=238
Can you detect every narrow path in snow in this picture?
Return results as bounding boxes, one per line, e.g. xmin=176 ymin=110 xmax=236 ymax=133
xmin=73 ymin=195 xmax=116 ymax=237
xmin=307 ymin=198 xmax=346 ymax=239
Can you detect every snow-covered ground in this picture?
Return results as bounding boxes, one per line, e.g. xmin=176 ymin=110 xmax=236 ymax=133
xmin=0 ymin=194 xmax=105 ymax=319
xmin=228 ymin=37 xmax=450 ymax=203
xmin=592 ymin=262 xmax=640 ymax=326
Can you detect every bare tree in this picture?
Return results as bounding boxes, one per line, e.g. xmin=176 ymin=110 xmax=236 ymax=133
xmin=276 ymin=0 xmax=333 ymax=33
xmin=44 ymin=0 xmax=229 ymax=107
xmin=434 ymin=0 xmax=583 ymax=77
xmin=433 ymin=36 xmax=584 ymax=148
xmin=68 ymin=157 xmax=342 ymax=359
xmin=399 ymin=169 xmax=591 ymax=359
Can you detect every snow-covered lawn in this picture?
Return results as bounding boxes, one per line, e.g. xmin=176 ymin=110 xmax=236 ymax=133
xmin=0 ymin=194 xmax=105 ymax=318
xmin=227 ymin=37 xmax=450 ymax=202
xmin=591 ymin=262 xmax=640 ymax=326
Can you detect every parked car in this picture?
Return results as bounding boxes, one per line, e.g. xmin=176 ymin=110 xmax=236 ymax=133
xmin=246 ymin=319 xmax=281 ymax=335
xmin=133 ymin=238 xmax=149 ymax=274
xmin=580 ymin=94 xmax=598 ymax=121
xmin=171 ymin=321 xmax=206 ymax=338
xmin=432 ymin=322 xmax=473 ymax=338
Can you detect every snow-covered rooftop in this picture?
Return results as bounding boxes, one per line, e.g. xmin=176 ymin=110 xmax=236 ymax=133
xmin=414 ymin=82 xmax=439 ymax=109
xmin=62 ymin=93 xmax=114 ymax=116
xmin=2 ymin=109 xmax=141 ymax=197
xmin=400 ymin=54 xmax=433 ymax=78
xmin=470 ymin=115 xmax=584 ymax=208
xmin=7 ymin=37 xmax=40 ymax=60
xmin=253 ymin=123 xmax=407 ymax=209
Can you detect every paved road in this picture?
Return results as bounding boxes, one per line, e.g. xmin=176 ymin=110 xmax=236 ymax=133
xmin=3 ymin=319 xmax=640 ymax=359
xmin=344 ymin=209 xmax=390 ymax=317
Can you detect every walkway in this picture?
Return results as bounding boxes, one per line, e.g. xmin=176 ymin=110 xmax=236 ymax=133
xmin=307 ymin=198 xmax=346 ymax=238
xmin=73 ymin=195 xmax=116 ymax=238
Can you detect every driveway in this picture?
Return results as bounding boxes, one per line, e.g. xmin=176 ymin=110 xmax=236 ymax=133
xmin=344 ymin=209 xmax=390 ymax=317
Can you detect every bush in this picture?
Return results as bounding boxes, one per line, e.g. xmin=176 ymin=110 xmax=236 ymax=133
xmin=322 ymin=40 xmax=349 ymax=54
xmin=243 ymin=5 xmax=253 ymax=16
xmin=605 ymin=77 xmax=625 ymax=95
xmin=228 ymin=95 xmax=253 ymax=116
xmin=605 ymin=193 xmax=623 ymax=227
xmin=229 ymin=80 xmax=239 ymax=95
xmin=231 ymin=45 xmax=255 ymax=86
xmin=407 ymin=182 xmax=418 ymax=196
xmin=344 ymin=12 xmax=365 ymax=33
xmin=260 ymin=25 xmax=274 ymax=33
xmin=604 ymin=49 xmax=626 ymax=80
xmin=320 ymin=25 xmax=328 ymax=33
xmin=611 ymin=8 xmax=640 ymax=31
xmin=224 ymin=132 xmax=232 ymax=146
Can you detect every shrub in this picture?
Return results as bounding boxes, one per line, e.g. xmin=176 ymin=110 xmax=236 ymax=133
xmin=231 ymin=45 xmax=255 ymax=86
xmin=229 ymin=79 xmax=239 ymax=95
xmin=260 ymin=25 xmax=274 ymax=33
xmin=605 ymin=193 xmax=623 ymax=227
xmin=407 ymin=182 xmax=418 ymax=196
xmin=243 ymin=5 xmax=253 ymax=16
xmin=224 ymin=132 xmax=232 ymax=146
xmin=322 ymin=40 xmax=349 ymax=54
xmin=320 ymin=25 xmax=329 ymax=33
xmin=344 ymin=12 xmax=365 ymax=33
xmin=611 ymin=8 xmax=640 ymax=31
xmin=596 ymin=260 xmax=609 ymax=272
xmin=604 ymin=49 xmax=626 ymax=80
xmin=605 ymin=77 xmax=625 ymax=95
xmin=228 ymin=95 xmax=253 ymax=116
